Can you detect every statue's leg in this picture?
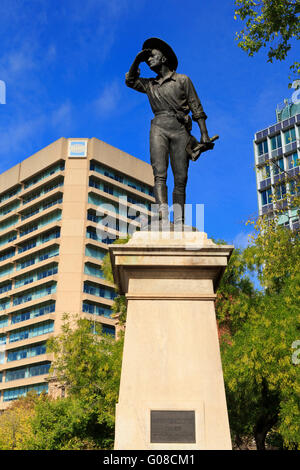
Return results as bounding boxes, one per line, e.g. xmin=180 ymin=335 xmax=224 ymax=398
xmin=150 ymin=123 xmax=169 ymax=221
xmin=169 ymin=128 xmax=190 ymax=225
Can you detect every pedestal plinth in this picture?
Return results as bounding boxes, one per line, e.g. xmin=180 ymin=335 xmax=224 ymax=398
xmin=109 ymin=231 xmax=233 ymax=450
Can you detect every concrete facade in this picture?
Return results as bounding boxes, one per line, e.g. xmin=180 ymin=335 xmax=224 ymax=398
xmin=0 ymin=137 xmax=154 ymax=409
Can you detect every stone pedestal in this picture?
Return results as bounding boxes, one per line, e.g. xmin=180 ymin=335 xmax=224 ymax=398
xmin=109 ymin=231 xmax=233 ymax=450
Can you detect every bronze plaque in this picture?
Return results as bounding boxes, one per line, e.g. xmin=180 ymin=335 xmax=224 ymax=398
xmin=150 ymin=410 xmax=196 ymax=443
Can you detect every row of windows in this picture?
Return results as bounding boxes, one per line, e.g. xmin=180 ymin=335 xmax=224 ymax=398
xmin=12 ymin=283 xmax=56 ymax=307
xmin=83 ymin=281 xmax=116 ymax=300
xmin=0 ymin=281 xmax=11 ymax=294
xmin=16 ymin=245 xmax=59 ymax=271
xmin=2 ymin=196 xmax=61 ymax=235
xmin=2 ymin=383 xmax=48 ymax=402
xmin=0 ymin=160 xmax=61 ymax=199
xmin=0 ymin=214 xmax=61 ymax=251
xmin=260 ymin=181 xmax=300 ymax=206
xmin=0 ymin=215 xmax=19 ymax=233
xmin=0 ymin=264 xmax=13 ymax=279
xmin=22 ymin=178 xmax=64 ymax=205
xmin=258 ymin=153 xmax=299 ymax=180
xmin=0 ymin=285 xmax=55 ymax=313
xmin=14 ymin=263 xmax=58 ymax=289
xmin=8 ymin=320 xmax=54 ymax=343
xmin=85 ymin=244 xmax=106 ymax=260
xmin=0 ymin=247 xmax=15 ymax=262
xmin=11 ymin=301 xmax=55 ymax=325
xmin=88 ymin=193 xmax=128 ymax=218
xmin=86 ymin=227 xmax=116 ymax=245
xmin=7 ymin=342 xmax=47 ymax=362
xmin=89 ymin=178 xmax=152 ymax=211
xmin=0 ymin=170 xmax=63 ymax=215
xmin=4 ymin=361 xmax=51 ymax=382
xmin=23 ymin=162 xmax=65 ymax=190
xmin=0 ymin=186 xmax=21 ymax=205
xmin=90 ymin=161 xmax=154 ymax=197
xmin=21 ymin=195 xmax=62 ymax=221
xmin=19 ymin=210 xmax=61 ymax=237
xmin=0 ymin=231 xmax=17 ymax=247
xmin=257 ymin=128 xmax=297 ymax=155
xmin=0 ymin=200 xmax=20 ymax=218
xmin=0 ymin=315 xmax=8 ymax=328
xmin=87 ymin=209 xmax=129 ymax=234
xmin=84 ymin=263 xmax=104 ymax=279
xmin=0 ymin=300 xmax=10 ymax=311
xmin=82 ymin=301 xmax=112 ymax=318
xmin=18 ymin=228 xmax=60 ymax=254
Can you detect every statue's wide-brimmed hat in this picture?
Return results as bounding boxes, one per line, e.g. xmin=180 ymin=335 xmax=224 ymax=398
xmin=142 ymin=37 xmax=178 ymax=71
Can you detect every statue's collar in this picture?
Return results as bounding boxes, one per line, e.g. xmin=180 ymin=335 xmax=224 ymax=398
xmin=154 ymin=71 xmax=176 ymax=85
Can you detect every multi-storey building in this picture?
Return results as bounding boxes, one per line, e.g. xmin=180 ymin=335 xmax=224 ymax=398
xmin=254 ymin=98 xmax=300 ymax=230
xmin=0 ymin=137 xmax=154 ymax=409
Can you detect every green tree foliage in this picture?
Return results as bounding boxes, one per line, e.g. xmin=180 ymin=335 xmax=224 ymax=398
xmin=0 ymin=392 xmax=38 ymax=449
xmin=215 ymin=242 xmax=258 ymax=339
xmin=22 ymin=395 xmax=107 ymax=450
xmin=234 ymin=0 xmax=300 ymax=80
xmin=222 ymin=217 xmax=300 ymax=449
xmin=47 ymin=315 xmax=124 ymax=435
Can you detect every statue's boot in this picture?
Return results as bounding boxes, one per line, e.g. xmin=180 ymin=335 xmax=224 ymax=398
xmin=173 ymin=193 xmax=185 ymax=228
xmin=155 ymin=184 xmax=169 ymax=223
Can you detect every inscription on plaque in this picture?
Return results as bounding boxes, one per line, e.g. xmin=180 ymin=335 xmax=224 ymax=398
xmin=150 ymin=410 xmax=196 ymax=443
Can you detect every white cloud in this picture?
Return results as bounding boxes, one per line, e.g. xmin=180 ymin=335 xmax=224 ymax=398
xmin=51 ymin=102 xmax=72 ymax=129
xmin=94 ymin=80 xmax=121 ymax=116
xmin=232 ymin=231 xmax=251 ymax=249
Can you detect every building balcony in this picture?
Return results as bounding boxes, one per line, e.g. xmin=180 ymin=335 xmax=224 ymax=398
xmin=3 ymin=292 xmax=56 ymax=316
xmin=259 ymin=178 xmax=271 ymax=190
xmin=0 ymin=352 xmax=52 ymax=372
xmin=0 ymin=373 xmax=49 ymax=391
xmin=82 ymin=292 xmax=114 ymax=308
xmin=257 ymin=153 xmax=269 ymax=166
xmin=88 ymin=170 xmax=155 ymax=204
xmin=261 ymin=204 xmax=273 ymax=215
xmin=19 ymin=170 xmax=65 ymax=201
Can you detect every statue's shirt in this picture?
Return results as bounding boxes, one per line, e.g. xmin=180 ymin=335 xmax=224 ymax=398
xmin=125 ymin=70 xmax=207 ymax=121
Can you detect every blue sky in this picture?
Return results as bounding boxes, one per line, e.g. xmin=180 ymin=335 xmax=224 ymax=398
xmin=0 ymin=0 xmax=298 ymax=246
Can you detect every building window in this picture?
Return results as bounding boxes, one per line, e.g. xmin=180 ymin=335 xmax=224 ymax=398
xmin=102 ymin=325 xmax=115 ymax=337
xmin=270 ymin=134 xmax=282 ymax=150
xmin=287 ymin=152 xmax=299 ymax=169
xmin=0 ymin=315 xmax=8 ymax=328
xmin=9 ymin=321 xmax=54 ymax=343
xmin=83 ymin=281 xmax=116 ymax=300
xmin=275 ymin=183 xmax=286 ymax=200
xmin=273 ymin=158 xmax=284 ymax=175
xmin=259 ymin=164 xmax=270 ymax=180
xmin=261 ymin=188 xmax=272 ymax=206
xmin=82 ymin=301 xmax=112 ymax=318
xmin=257 ymin=140 xmax=268 ymax=156
xmin=284 ymin=127 xmax=296 ymax=145
xmin=3 ymin=383 xmax=48 ymax=402
xmin=7 ymin=343 xmax=47 ymax=362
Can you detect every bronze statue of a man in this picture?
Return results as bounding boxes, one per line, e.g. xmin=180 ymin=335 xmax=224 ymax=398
xmin=125 ymin=38 xmax=214 ymax=226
